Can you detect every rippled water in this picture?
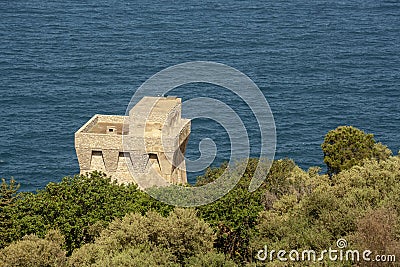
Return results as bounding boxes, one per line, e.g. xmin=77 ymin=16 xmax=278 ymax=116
xmin=1 ymin=0 xmax=399 ymax=190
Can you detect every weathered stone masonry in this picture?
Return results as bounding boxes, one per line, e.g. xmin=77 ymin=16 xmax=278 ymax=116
xmin=75 ymin=96 xmax=191 ymax=188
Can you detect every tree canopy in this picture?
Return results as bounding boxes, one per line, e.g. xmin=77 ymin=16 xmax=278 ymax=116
xmin=0 ymin=127 xmax=398 ymax=266
xmin=321 ymin=126 xmax=391 ymax=176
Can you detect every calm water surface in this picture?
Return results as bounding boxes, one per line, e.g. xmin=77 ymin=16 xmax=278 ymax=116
xmin=0 ymin=0 xmax=399 ymax=190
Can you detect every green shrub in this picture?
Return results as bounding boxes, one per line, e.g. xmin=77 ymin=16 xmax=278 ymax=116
xmin=0 ymin=126 xmax=398 ymax=266
xmin=0 ymin=172 xmax=172 ymax=254
xmin=75 ymin=244 xmax=179 ymax=267
xmin=69 ymin=208 xmax=215 ymax=266
xmin=0 ymin=229 xmax=67 ymax=267
xmin=185 ymin=251 xmax=238 ymax=267
xmin=321 ymin=126 xmax=391 ymax=176
xmin=0 ymin=178 xmax=20 ymax=248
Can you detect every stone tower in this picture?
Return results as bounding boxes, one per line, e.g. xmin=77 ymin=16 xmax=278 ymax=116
xmin=75 ymin=96 xmax=191 ymax=188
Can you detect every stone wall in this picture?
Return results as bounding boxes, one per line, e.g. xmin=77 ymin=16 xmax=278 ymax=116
xmin=75 ymin=97 xmax=190 ymax=188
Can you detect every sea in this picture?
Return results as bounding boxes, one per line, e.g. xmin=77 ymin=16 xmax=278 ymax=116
xmin=1 ymin=0 xmax=399 ymax=191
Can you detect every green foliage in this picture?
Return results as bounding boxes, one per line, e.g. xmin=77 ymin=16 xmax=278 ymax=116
xmin=196 ymin=159 xmax=265 ymax=263
xmin=196 ymin=162 xmax=229 ymax=186
xmin=261 ymin=158 xmax=296 ymax=197
xmin=146 ymin=160 xmax=252 ymax=207
xmin=195 ymin=158 xmax=309 ymax=264
xmin=0 ymin=178 xmax=20 ymax=248
xmin=0 ymin=229 xmax=67 ymax=267
xmin=251 ymin=168 xmax=334 ymax=255
xmin=0 ymin=126 xmax=398 ymax=266
xmin=252 ymin=155 xmax=400 ymax=266
xmin=94 ymin=244 xmax=180 ymax=267
xmin=185 ymin=251 xmax=238 ymax=267
xmin=0 ymin=178 xmax=20 ymax=206
xmin=372 ymin=142 xmax=393 ymax=162
xmin=68 ymin=208 xmax=215 ymax=266
xmin=321 ymin=126 xmax=391 ymax=176
xmin=0 ymin=172 xmax=172 ymax=254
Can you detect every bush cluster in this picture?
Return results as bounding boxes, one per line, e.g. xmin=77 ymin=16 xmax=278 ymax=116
xmin=0 ymin=126 xmax=398 ymax=266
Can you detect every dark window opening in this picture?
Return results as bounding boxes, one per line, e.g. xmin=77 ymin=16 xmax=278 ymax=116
xmin=92 ymin=151 xmax=103 ymax=156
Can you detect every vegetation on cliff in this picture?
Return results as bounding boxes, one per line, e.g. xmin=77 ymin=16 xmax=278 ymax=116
xmin=321 ymin=125 xmax=392 ymax=176
xmin=0 ymin=126 xmax=399 ymax=266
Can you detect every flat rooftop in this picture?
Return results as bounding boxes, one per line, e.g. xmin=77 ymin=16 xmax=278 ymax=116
xmin=87 ymin=122 xmax=128 ymax=135
xmin=129 ymin=96 xmax=181 ymax=123
xmin=78 ymin=97 xmax=184 ymax=136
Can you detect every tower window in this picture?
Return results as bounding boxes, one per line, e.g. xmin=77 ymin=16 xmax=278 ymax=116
xmin=107 ymin=126 xmax=117 ymax=134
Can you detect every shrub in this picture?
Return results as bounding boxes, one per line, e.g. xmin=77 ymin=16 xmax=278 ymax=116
xmin=0 ymin=230 xmax=67 ymax=267
xmin=321 ymin=126 xmax=391 ymax=176
xmin=0 ymin=178 xmax=20 ymax=248
xmin=1 ymin=172 xmax=172 ymax=254
xmin=352 ymin=207 xmax=400 ymax=256
xmin=185 ymin=251 xmax=238 ymax=267
xmin=81 ymin=244 xmax=179 ymax=267
xmin=68 ymin=208 xmax=215 ymax=266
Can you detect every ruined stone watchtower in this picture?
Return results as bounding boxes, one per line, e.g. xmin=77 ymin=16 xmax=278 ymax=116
xmin=75 ymin=96 xmax=191 ymax=188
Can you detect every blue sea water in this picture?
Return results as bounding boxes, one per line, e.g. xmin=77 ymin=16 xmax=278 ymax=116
xmin=0 ymin=0 xmax=399 ymax=191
